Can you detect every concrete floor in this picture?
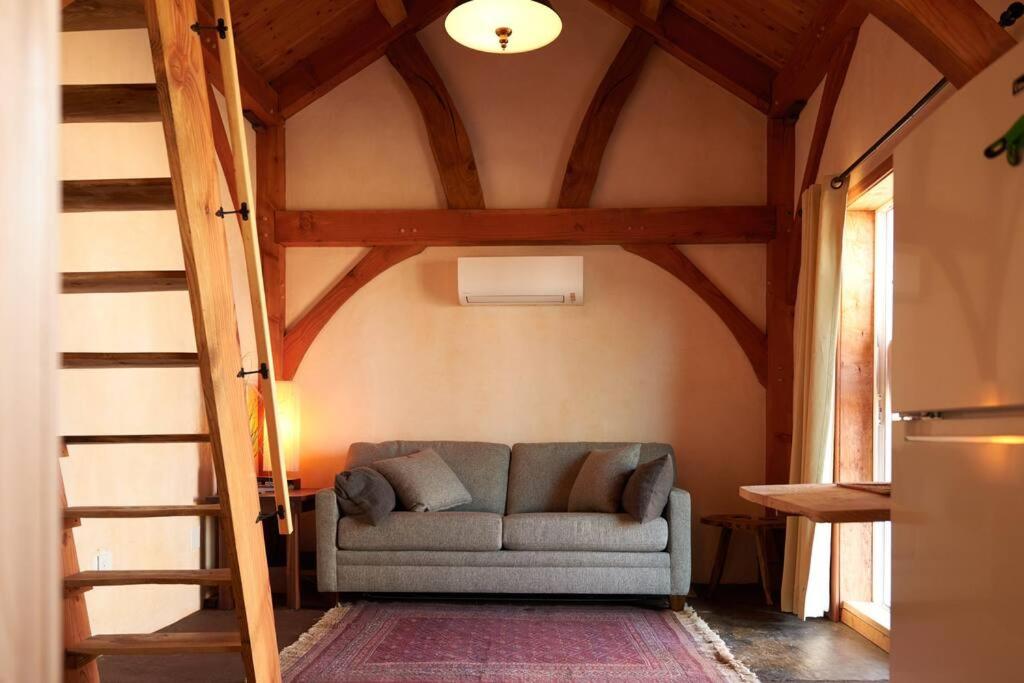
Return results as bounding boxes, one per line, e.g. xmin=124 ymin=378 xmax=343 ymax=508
xmin=98 ymin=586 xmax=889 ymax=682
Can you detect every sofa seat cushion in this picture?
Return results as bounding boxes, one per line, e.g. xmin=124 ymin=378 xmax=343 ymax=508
xmin=338 ymin=512 xmax=501 ymax=551
xmin=502 ymin=513 xmax=668 ymax=552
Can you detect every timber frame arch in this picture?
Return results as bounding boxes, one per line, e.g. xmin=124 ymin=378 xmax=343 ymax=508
xmin=209 ymin=0 xmax=1017 ymax=485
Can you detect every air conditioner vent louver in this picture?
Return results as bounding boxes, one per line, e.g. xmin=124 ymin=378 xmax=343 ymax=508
xmin=457 ymin=256 xmax=583 ymax=306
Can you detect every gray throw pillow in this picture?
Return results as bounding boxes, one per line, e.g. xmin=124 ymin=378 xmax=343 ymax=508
xmin=372 ymin=449 xmax=472 ymax=512
xmin=334 ymin=467 xmax=396 ymax=525
xmin=622 ymin=454 xmax=674 ymax=522
xmin=567 ymin=444 xmax=641 ymax=513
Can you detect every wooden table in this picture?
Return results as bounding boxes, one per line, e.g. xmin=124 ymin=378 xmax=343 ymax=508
xmin=206 ymin=488 xmax=318 ymax=610
xmin=739 ymin=484 xmax=891 ymax=523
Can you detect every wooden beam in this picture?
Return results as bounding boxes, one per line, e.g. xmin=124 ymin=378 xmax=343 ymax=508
xmin=387 ymin=34 xmax=484 ymax=209
xmin=559 ymin=28 xmax=654 ymax=208
xmin=283 ymin=246 xmax=424 ymax=379
xmin=771 ymin=0 xmax=868 ymax=117
xmin=766 ymin=117 xmax=796 ymax=486
xmin=799 ymin=29 xmax=859 ymax=197
xmin=639 ymin=0 xmax=668 ymax=21
xmin=194 ymin=2 xmax=281 ymax=125
xmin=790 ymin=27 xmax=858 ymax=301
xmin=273 ymin=0 xmax=455 ymax=118
xmin=144 ymin=0 xmax=280 ymax=679
xmin=587 ymin=0 xmax=775 ymax=112
xmin=623 ymin=244 xmax=767 ymax=385
xmin=256 ymin=125 xmax=287 ymax=377
xmin=276 ymin=206 xmax=776 ymax=246
xmin=376 ymin=0 xmax=407 ymax=26
xmin=861 ymin=0 xmax=1016 ymax=88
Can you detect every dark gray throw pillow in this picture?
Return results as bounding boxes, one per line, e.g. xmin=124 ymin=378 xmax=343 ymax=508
xmin=622 ymin=454 xmax=674 ymax=523
xmin=567 ymin=444 xmax=641 ymax=513
xmin=334 ymin=466 xmax=396 ymax=525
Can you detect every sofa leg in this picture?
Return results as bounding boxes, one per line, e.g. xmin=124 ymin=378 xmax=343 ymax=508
xmin=669 ymin=595 xmax=687 ymax=611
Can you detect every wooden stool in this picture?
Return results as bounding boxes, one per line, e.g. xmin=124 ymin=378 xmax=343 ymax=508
xmin=701 ymin=514 xmax=786 ymax=605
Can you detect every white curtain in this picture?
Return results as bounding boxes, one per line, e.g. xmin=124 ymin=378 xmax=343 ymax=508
xmin=780 ymin=181 xmax=847 ymax=619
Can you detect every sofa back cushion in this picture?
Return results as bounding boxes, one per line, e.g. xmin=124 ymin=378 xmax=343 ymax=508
xmin=348 ymin=441 xmax=510 ymax=514
xmin=506 ymin=442 xmax=675 ymax=514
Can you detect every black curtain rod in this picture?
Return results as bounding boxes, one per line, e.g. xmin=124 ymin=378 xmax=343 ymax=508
xmin=830 ymin=1 xmax=1023 ymax=189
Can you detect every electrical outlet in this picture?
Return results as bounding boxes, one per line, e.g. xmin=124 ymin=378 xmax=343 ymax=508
xmin=96 ymin=549 xmax=112 ymax=571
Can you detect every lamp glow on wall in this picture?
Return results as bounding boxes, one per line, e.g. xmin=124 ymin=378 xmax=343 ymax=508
xmin=445 ymin=0 xmax=562 ymax=54
xmin=265 ymin=381 xmax=301 ymax=481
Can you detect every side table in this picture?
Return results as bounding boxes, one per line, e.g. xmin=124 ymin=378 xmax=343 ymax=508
xmin=700 ymin=513 xmax=786 ymax=605
xmin=205 ymin=488 xmax=319 ymax=610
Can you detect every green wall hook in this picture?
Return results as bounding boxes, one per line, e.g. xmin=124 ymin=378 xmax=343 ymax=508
xmin=985 ymin=115 xmax=1024 ymax=167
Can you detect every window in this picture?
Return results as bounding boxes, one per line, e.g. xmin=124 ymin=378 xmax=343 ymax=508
xmin=873 ymin=200 xmax=894 ymax=609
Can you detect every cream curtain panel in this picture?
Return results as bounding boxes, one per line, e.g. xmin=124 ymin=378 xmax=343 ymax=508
xmin=780 ymin=182 xmax=847 ymax=619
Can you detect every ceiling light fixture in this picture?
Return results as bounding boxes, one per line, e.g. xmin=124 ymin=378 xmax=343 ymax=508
xmin=445 ymin=0 xmax=562 ymax=54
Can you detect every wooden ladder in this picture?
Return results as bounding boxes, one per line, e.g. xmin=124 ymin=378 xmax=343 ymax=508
xmin=61 ymin=1 xmax=290 ymax=681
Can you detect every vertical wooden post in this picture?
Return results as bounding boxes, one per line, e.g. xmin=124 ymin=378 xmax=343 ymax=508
xmin=766 ymin=118 xmax=796 ymax=485
xmin=145 ymin=1 xmax=281 ymax=680
xmin=256 ymin=124 xmax=286 ymax=375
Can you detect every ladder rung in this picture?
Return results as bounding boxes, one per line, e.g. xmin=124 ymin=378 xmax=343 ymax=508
xmin=62 ymin=0 xmax=148 ymax=33
xmin=65 ymin=569 xmax=231 ymax=590
xmin=62 ymin=352 xmax=199 ymax=369
xmin=63 ymin=178 xmax=174 ymax=212
xmin=62 ymin=434 xmax=210 ymax=445
xmin=62 ymin=270 xmax=188 ymax=293
xmin=63 ymin=84 xmax=160 ymax=123
xmin=64 ymin=505 xmax=221 ymax=519
xmin=67 ymin=632 xmax=242 ymax=657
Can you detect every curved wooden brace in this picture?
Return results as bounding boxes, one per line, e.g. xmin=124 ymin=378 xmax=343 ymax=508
xmin=861 ymin=0 xmax=1015 ymax=88
xmin=559 ymin=28 xmax=653 ymax=208
xmin=623 ymin=243 xmax=768 ymax=386
xmin=387 ymin=34 xmax=484 ymax=209
xmin=282 ymin=245 xmax=424 ymax=379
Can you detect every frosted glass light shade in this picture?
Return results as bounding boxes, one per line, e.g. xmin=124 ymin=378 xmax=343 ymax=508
xmin=445 ymin=0 xmax=562 ymax=54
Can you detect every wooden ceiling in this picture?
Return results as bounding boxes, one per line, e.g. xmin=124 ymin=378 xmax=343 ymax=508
xmin=190 ymin=0 xmax=834 ymax=119
xmin=674 ymin=0 xmax=823 ymax=70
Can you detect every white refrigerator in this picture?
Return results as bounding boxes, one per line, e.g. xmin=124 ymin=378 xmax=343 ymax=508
xmin=891 ymin=42 xmax=1024 ymax=681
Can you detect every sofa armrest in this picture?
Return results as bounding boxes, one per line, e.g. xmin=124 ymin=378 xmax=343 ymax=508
xmin=665 ymin=487 xmax=692 ymax=597
xmin=315 ymin=488 xmax=339 ymax=592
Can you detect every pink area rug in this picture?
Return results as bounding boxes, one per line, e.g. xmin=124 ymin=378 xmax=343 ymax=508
xmin=280 ymin=602 xmax=758 ymax=682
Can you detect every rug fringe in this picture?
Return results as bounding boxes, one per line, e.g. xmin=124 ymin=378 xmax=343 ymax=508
xmin=673 ymin=606 xmax=761 ymax=683
xmin=279 ymin=603 xmax=352 ymax=673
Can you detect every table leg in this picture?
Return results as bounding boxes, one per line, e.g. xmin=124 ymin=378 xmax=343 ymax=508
xmin=286 ymin=507 xmax=301 ymax=609
xmin=755 ymin=529 xmax=774 ymax=606
xmin=707 ymin=528 xmax=732 ymax=598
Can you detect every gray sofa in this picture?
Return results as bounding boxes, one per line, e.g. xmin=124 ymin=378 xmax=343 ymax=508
xmin=316 ymin=440 xmax=691 ymax=605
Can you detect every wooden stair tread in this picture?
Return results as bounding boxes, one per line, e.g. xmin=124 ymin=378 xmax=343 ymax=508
xmin=63 ymin=434 xmax=210 ymax=444
xmin=62 ymin=0 xmax=148 ymax=33
xmin=67 ymin=632 xmax=242 ymax=656
xmin=63 ymin=178 xmax=174 ymax=212
xmin=63 ymin=84 xmax=160 ymax=123
xmin=62 ymin=352 xmax=199 ymax=369
xmin=62 ymin=270 xmax=187 ymax=293
xmin=65 ymin=569 xmax=231 ymax=588
xmin=64 ymin=505 xmax=221 ymax=519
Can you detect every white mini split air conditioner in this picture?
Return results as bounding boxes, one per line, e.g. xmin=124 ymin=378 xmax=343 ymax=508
xmin=457 ymin=256 xmax=584 ymax=305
